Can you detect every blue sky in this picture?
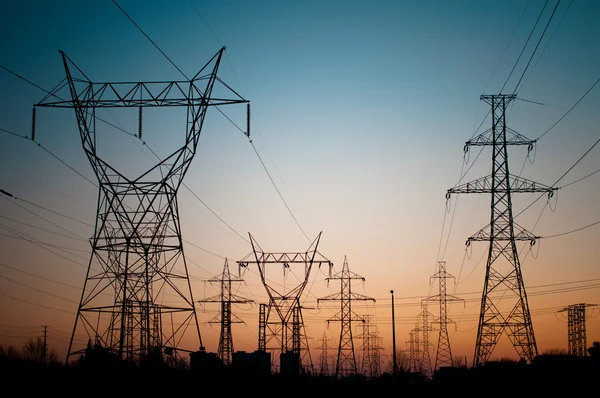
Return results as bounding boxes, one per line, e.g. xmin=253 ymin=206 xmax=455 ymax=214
xmin=1 ymin=0 xmax=599 ymax=365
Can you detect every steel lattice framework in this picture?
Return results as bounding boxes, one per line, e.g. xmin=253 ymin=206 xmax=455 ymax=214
xmin=558 ymin=303 xmax=597 ymax=357
xmin=34 ymin=47 xmax=248 ymax=366
xmin=198 ymin=259 xmax=253 ymax=365
xmin=416 ymin=301 xmax=434 ymax=378
xmin=358 ymin=315 xmax=381 ymax=379
xmin=317 ymin=331 xmax=330 ymax=376
xmin=447 ymin=94 xmax=556 ymax=366
xmin=238 ymin=232 xmax=331 ymax=375
xmin=424 ymin=260 xmax=462 ymax=370
xmin=318 ymin=255 xmax=375 ymax=378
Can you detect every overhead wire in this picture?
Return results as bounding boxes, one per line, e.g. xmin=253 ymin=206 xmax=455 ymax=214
xmin=500 ymin=0 xmax=549 ymax=94
xmin=112 ymin=0 xmax=310 ymax=254
xmin=512 ymin=0 xmax=562 ymax=95
xmin=187 ymin=0 xmax=313 ymax=245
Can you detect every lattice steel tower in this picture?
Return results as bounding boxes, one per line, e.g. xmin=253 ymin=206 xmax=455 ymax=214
xmin=446 ymin=94 xmax=555 ymax=366
xmin=317 ymin=331 xmax=330 ymax=376
xmin=424 ymin=260 xmax=462 ymax=370
xmin=238 ymin=232 xmax=331 ymax=375
xmin=406 ymin=326 xmax=419 ymax=373
xmin=416 ymin=301 xmax=434 ymax=377
xmin=34 ymin=48 xmax=248 ymax=365
xmin=558 ymin=303 xmax=597 ymax=357
xmin=358 ymin=314 xmax=381 ymax=379
xmin=318 ymin=255 xmax=375 ymax=378
xmin=198 ymin=259 xmax=253 ymax=365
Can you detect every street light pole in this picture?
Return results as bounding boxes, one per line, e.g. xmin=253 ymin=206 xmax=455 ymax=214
xmin=391 ymin=289 xmax=397 ymax=375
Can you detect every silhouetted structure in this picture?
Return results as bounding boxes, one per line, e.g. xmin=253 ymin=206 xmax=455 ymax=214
xmin=358 ymin=314 xmax=382 ymax=379
xmin=318 ymin=256 xmax=375 ymax=378
xmin=424 ymin=260 xmax=462 ymax=370
xmin=407 ymin=327 xmax=418 ymax=373
xmin=446 ymin=94 xmax=556 ymax=366
xmin=34 ymin=47 xmax=248 ymax=366
xmin=198 ymin=258 xmax=254 ymax=365
xmin=238 ymin=232 xmax=332 ymax=375
xmin=558 ymin=303 xmax=598 ymax=357
xmin=416 ymin=301 xmax=434 ymax=378
xmin=317 ymin=331 xmax=330 ymax=376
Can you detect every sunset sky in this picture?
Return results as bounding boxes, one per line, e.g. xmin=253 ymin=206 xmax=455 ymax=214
xmin=1 ymin=0 xmax=599 ymax=369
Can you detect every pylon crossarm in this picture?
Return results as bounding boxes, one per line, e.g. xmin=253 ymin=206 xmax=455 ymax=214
xmin=466 ymin=128 xmax=536 ymax=147
xmin=36 ymin=50 xmax=247 ymax=109
xmin=448 ymin=174 xmax=555 ymax=195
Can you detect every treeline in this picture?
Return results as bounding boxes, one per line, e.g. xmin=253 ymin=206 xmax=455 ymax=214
xmin=1 ymin=341 xmax=599 ymax=393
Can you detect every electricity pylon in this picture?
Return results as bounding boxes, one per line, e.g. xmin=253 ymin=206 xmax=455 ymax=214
xmin=424 ymin=260 xmax=463 ymax=370
xmin=34 ymin=47 xmax=248 ymax=366
xmin=197 ymin=258 xmax=254 ymax=365
xmin=416 ymin=301 xmax=434 ymax=377
xmin=406 ymin=326 xmax=420 ymax=373
xmin=237 ymin=232 xmax=331 ymax=375
xmin=317 ymin=331 xmax=330 ymax=376
xmin=558 ymin=303 xmax=598 ymax=357
xmin=318 ymin=255 xmax=375 ymax=378
xmin=358 ymin=314 xmax=381 ymax=379
xmin=446 ymin=94 xmax=556 ymax=366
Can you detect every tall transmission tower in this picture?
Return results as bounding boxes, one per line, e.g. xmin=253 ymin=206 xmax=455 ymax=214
xmin=34 ymin=47 xmax=248 ymax=366
xmin=424 ymin=260 xmax=463 ymax=370
xmin=317 ymin=331 xmax=330 ymax=376
xmin=197 ymin=258 xmax=254 ymax=365
xmin=558 ymin=303 xmax=598 ymax=357
xmin=237 ymin=232 xmax=331 ymax=375
xmin=318 ymin=255 xmax=375 ymax=378
xmin=446 ymin=94 xmax=556 ymax=366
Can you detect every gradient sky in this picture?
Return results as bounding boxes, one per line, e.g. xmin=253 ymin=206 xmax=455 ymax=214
xmin=1 ymin=0 xmax=599 ymax=368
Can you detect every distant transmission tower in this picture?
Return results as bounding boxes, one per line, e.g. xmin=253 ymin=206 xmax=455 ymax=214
xmin=358 ymin=314 xmax=381 ymax=379
xmin=406 ymin=327 xmax=419 ymax=373
xmin=34 ymin=47 xmax=248 ymax=365
xmin=197 ymin=258 xmax=254 ymax=365
xmin=318 ymin=255 xmax=375 ymax=378
xmin=424 ymin=260 xmax=463 ymax=370
xmin=237 ymin=232 xmax=331 ymax=375
xmin=446 ymin=94 xmax=556 ymax=366
xmin=558 ymin=303 xmax=598 ymax=357
xmin=318 ymin=331 xmax=330 ymax=376
xmin=416 ymin=301 xmax=434 ymax=377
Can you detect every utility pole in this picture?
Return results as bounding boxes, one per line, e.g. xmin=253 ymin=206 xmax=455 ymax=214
xmin=391 ymin=290 xmax=397 ymax=376
xmin=446 ymin=94 xmax=556 ymax=366
xmin=35 ymin=47 xmax=249 ymax=366
xmin=558 ymin=303 xmax=598 ymax=357
xmin=42 ymin=325 xmax=48 ymax=365
xmin=318 ymin=255 xmax=375 ymax=378
xmin=197 ymin=258 xmax=254 ymax=365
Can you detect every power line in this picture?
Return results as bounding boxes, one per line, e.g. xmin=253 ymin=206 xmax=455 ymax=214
xmin=513 ymin=0 xmax=562 ymax=94
xmin=500 ymin=0 xmax=549 ymax=93
xmin=0 ymin=127 xmax=97 ymax=187
xmin=112 ymin=0 xmax=188 ymax=80
xmin=543 ymin=220 xmax=600 ymax=239
xmin=185 ymin=1 xmax=312 ymax=244
xmin=536 ymin=76 xmax=600 ymax=141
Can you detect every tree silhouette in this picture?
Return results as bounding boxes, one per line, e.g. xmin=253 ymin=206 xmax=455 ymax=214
xmin=588 ymin=341 xmax=600 ymax=358
xmin=0 ymin=344 xmax=21 ymax=359
xmin=21 ymin=337 xmax=58 ymax=364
